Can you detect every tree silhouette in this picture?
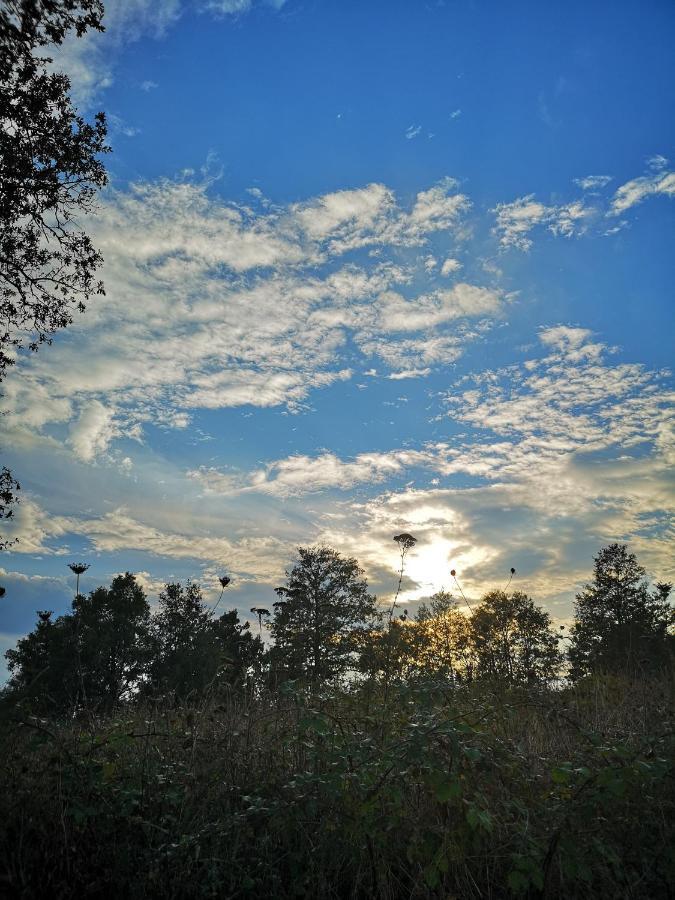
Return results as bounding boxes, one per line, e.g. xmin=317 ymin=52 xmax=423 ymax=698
xmin=0 ymin=0 xmax=109 ymax=379
xmin=270 ymin=546 xmax=378 ymax=690
xmin=414 ymin=590 xmax=474 ymax=682
xmin=145 ymin=582 xmax=262 ymax=701
xmin=72 ymin=572 xmax=151 ymax=712
xmin=470 ymin=590 xmax=561 ymax=684
xmin=0 ymin=1 xmax=109 ymax=536
xmin=568 ymin=543 xmax=673 ymax=678
xmin=4 ymin=608 xmax=79 ymax=712
xmin=4 ymin=572 xmax=151 ymax=714
xmin=0 ymin=465 xmax=20 ymax=550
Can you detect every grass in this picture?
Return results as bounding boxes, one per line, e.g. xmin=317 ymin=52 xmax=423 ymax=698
xmin=0 ymin=673 xmax=673 ymax=898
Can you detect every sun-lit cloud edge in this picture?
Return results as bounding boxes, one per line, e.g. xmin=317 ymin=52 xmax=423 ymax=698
xmin=5 ymin=324 xmax=673 ymax=618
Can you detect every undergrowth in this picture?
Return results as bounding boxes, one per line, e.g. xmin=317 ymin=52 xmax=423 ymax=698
xmin=0 ymin=675 xmax=672 ymax=898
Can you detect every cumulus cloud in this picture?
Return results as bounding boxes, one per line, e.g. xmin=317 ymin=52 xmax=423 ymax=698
xmin=201 ymin=0 xmax=253 ymax=14
xmin=4 ymin=158 xmax=672 ymax=629
xmin=5 ymin=320 xmax=672 ymax=625
xmin=248 ymin=451 xmax=427 ymax=496
xmin=315 ymin=331 xmax=674 ymax=605
xmin=387 ymin=368 xmax=432 ymax=380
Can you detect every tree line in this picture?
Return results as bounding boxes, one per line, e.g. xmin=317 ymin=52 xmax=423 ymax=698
xmin=4 ymin=542 xmax=672 ymax=716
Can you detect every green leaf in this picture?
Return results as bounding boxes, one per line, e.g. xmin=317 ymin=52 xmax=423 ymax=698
xmin=466 ymin=803 xmax=493 ymax=833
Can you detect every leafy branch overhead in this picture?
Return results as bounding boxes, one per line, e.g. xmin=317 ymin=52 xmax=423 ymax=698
xmin=0 ymin=0 xmax=109 ymax=380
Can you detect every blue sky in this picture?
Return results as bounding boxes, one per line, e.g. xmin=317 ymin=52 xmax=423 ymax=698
xmin=1 ymin=0 xmax=674 ymax=675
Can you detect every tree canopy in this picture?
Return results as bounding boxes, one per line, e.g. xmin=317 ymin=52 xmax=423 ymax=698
xmin=568 ymin=543 xmax=673 ymax=678
xmin=470 ymin=589 xmax=562 ymax=684
xmin=4 ymin=574 xmax=262 ymax=714
xmin=0 ymin=0 xmax=109 ymax=558
xmin=144 ymin=581 xmax=263 ymax=701
xmin=0 ymin=0 xmax=109 ymax=379
xmin=6 ymin=572 xmax=151 ymax=713
xmin=269 ymin=545 xmax=378 ymax=688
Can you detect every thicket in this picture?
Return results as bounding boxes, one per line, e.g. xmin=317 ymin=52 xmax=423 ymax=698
xmin=0 ymin=542 xmax=673 ymax=899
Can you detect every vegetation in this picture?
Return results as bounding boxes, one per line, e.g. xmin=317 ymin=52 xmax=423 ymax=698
xmin=0 ymin=542 xmax=672 ymax=898
xmin=0 ymin=0 xmax=108 ymax=378
xmin=269 ymin=545 xmax=378 ymax=690
xmin=0 ymin=0 xmax=109 ymax=559
xmin=0 ymin=5 xmax=671 ymax=899
xmin=569 ymin=543 xmax=674 ymax=678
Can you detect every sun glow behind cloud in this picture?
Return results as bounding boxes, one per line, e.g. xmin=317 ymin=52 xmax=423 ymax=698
xmin=2 ymin=165 xmax=674 ymax=619
xmin=1 ymin=0 xmax=674 ymax=671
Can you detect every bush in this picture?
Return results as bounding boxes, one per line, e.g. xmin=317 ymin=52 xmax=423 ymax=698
xmin=0 ymin=675 xmax=672 ymax=898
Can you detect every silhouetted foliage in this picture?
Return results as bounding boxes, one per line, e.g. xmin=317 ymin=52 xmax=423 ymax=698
xmin=470 ymin=589 xmax=562 ymax=684
xmin=568 ymin=543 xmax=673 ymax=678
xmin=360 ymin=588 xmax=560 ymax=687
xmin=0 ymin=0 xmax=108 ymax=543
xmin=4 ymin=574 xmax=262 ymax=712
xmin=144 ymin=581 xmax=262 ymax=701
xmin=357 ymin=590 xmax=472 ymax=684
xmin=0 ymin=1 xmax=104 ymax=53
xmin=4 ymin=607 xmax=79 ymax=712
xmin=414 ymin=589 xmax=474 ymax=681
xmin=0 ymin=464 xmax=20 ymax=549
xmin=72 ymin=573 xmax=151 ymax=712
xmin=1 ymin=544 xmax=674 ymax=898
xmin=269 ymin=545 xmax=378 ymax=689
xmin=5 ymin=572 xmax=150 ymax=713
xmin=0 ymin=0 xmax=109 ymax=378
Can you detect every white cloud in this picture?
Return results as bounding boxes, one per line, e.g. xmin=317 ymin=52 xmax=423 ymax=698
xmin=387 ymin=368 xmax=432 ymax=380
xmin=108 ymin=114 xmax=140 ymax=137
xmin=376 ymin=283 xmax=502 ymax=332
xmin=4 ymin=155 xmax=672 ymax=624
xmin=440 ymin=257 xmax=462 ymax=276
xmin=5 ymin=320 xmax=672 ymax=623
xmin=313 ymin=333 xmax=674 ymax=605
xmin=293 ymin=183 xmax=396 ymax=245
xmin=68 ymin=400 xmax=118 ymax=462
xmin=574 ymin=174 xmax=612 ymax=191
xmin=610 ymin=169 xmax=675 ymax=215
xmin=405 ymin=124 xmax=421 ymax=140
xmin=201 ymin=0 xmax=252 ymax=14
xmin=494 ymin=160 xmax=674 ymax=247
xmin=3 ymin=174 xmax=490 ymax=463
xmin=51 ymin=0 xmax=181 ymax=106
xmin=493 ymin=195 xmax=592 ymax=251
